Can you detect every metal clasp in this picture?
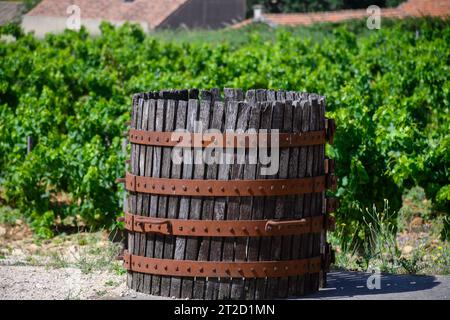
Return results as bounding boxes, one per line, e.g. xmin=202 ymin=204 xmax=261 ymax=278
xmin=265 ymin=219 xmax=307 ymax=232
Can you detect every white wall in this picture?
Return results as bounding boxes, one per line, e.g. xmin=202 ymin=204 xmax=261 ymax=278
xmin=22 ymin=16 xmax=149 ymax=38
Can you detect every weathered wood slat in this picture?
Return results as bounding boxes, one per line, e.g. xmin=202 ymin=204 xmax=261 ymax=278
xmin=168 ymin=98 xmax=189 ymax=299
xmin=193 ymin=90 xmax=220 ymax=300
xmin=203 ymin=100 xmax=225 ymax=300
xmin=127 ymin=93 xmax=141 ymax=289
xmin=153 ymin=93 xmax=177 ymax=296
xmin=229 ymin=100 xmax=251 ymax=299
xmin=263 ymin=100 xmax=284 ymax=299
xmin=296 ymin=98 xmax=311 ymax=295
xmin=253 ymin=90 xmax=273 ymax=300
xmin=185 ymin=90 xmax=211 ymax=299
xmin=217 ymin=88 xmax=241 ymax=300
xmin=148 ymin=97 xmax=165 ymax=295
xmin=178 ymin=96 xmax=199 ymax=299
xmin=131 ymin=96 xmax=144 ymax=291
xmin=274 ymin=98 xmax=293 ymax=298
xmin=287 ymin=100 xmax=303 ymax=297
xmin=142 ymin=97 xmax=157 ymax=294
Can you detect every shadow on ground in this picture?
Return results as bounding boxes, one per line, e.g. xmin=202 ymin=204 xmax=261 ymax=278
xmin=298 ymin=271 xmax=448 ymax=300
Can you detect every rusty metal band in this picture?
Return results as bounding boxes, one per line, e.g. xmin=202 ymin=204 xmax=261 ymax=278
xmin=123 ymin=252 xmax=322 ymax=278
xmin=124 ymin=173 xmax=334 ymax=196
xmin=128 ymin=129 xmax=326 ymax=148
xmin=326 ymin=198 xmax=339 ymax=213
xmin=122 ymin=213 xmax=331 ymax=237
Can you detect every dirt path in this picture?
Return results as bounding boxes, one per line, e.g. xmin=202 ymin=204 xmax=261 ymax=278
xmin=1 ymin=266 xmax=448 ymax=300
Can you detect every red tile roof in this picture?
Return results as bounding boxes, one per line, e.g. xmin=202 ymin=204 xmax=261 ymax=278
xmin=233 ymin=0 xmax=450 ymax=29
xmin=26 ymin=0 xmax=189 ymax=29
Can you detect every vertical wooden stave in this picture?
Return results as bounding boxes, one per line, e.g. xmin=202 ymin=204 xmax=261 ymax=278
xmin=295 ymin=97 xmax=311 ymax=296
xmin=127 ymin=93 xmax=141 ymax=289
xmin=186 ymin=90 xmax=212 ymax=299
xmin=217 ymin=88 xmax=241 ymax=299
xmin=156 ymin=91 xmax=178 ymax=297
xmin=131 ymin=95 xmax=144 ymax=291
xmin=238 ymin=92 xmax=261 ymax=300
xmin=274 ymin=98 xmax=294 ymax=298
xmin=318 ymin=96 xmax=327 ymax=288
xmin=178 ymin=96 xmax=200 ymax=299
xmin=287 ymin=99 xmax=302 ymax=297
xmin=168 ymin=98 xmax=189 ymax=299
xmin=142 ymin=95 xmax=157 ymax=294
xmin=253 ymin=90 xmax=272 ymax=300
xmin=229 ymin=100 xmax=252 ymax=299
xmin=262 ymin=99 xmax=284 ymax=299
xmin=202 ymin=100 xmax=225 ymax=300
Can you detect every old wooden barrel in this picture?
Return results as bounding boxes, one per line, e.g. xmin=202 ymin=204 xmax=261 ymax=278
xmin=120 ymin=88 xmax=337 ymax=299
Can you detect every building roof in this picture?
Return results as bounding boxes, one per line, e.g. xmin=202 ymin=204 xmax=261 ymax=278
xmin=0 ymin=1 xmax=24 ymax=26
xmin=233 ymin=0 xmax=450 ymax=29
xmin=26 ymin=0 xmax=189 ymax=29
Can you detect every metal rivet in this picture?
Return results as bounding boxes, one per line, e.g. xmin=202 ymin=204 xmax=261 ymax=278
xmin=225 ymin=269 xmax=230 ymax=274
xmin=176 ymin=266 xmax=179 ymax=271
xmin=250 ymin=268 xmax=255 ymax=272
xmin=191 ymin=227 xmax=195 ymax=232
xmin=242 ymin=227 xmax=247 ymax=232
xmin=258 ymin=186 xmax=263 ymax=191
xmin=154 ymin=265 xmax=157 ymax=270
xmin=216 ymin=227 xmax=220 ymax=232
xmin=152 ymin=185 xmax=155 ymax=189
xmin=263 ymin=267 xmax=267 ymax=273
xmin=146 ymin=264 xmax=149 ymax=269
xmin=144 ymin=184 xmax=147 ymax=188
xmin=195 ymin=186 xmax=200 ymax=192
xmin=212 ymin=268 xmax=217 ymax=273
xmin=166 ymin=138 xmax=170 ymax=142
xmin=187 ymin=267 xmax=191 ymax=272
xmin=208 ymin=187 xmax=213 ymax=192
xmin=204 ymin=227 xmax=208 ymax=232
xmin=273 ymin=266 xmax=278 ymax=271
xmin=254 ymin=226 xmax=259 ymax=231
xmin=158 ymin=226 xmax=161 ymax=230
xmin=285 ymin=266 xmax=289 ymax=271
xmin=229 ymin=227 xmax=234 ymax=233
xmin=281 ymin=185 xmax=286 ymax=190
xmin=156 ymin=137 xmax=160 ymax=142
xmin=199 ymin=268 xmax=204 ymax=273
xmin=270 ymin=185 xmax=275 ymax=190
xmin=161 ymin=185 xmax=165 ymax=190
xmin=164 ymin=266 xmax=168 ymax=271
xmin=234 ymin=187 xmax=239 ymax=193
xmin=182 ymin=186 xmax=187 ymax=191
xmin=137 ymin=183 xmax=140 ymax=187
xmin=238 ymin=268 xmax=243 ymax=273
xmin=179 ymin=226 xmax=183 ymax=231
xmin=220 ymin=187 xmax=225 ymax=192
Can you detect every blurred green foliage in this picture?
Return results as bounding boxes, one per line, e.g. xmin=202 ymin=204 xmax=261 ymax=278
xmin=0 ymin=18 xmax=448 ymax=242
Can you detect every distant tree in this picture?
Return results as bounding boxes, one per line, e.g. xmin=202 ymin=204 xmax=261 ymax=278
xmin=246 ymin=0 xmax=407 ymax=16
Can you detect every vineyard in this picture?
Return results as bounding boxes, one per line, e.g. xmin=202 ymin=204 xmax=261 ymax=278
xmin=0 ymin=17 xmax=448 ymax=255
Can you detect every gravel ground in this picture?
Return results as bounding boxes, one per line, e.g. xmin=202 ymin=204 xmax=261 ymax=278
xmin=1 ymin=266 xmax=449 ymax=300
xmin=0 ymin=266 xmax=132 ymax=300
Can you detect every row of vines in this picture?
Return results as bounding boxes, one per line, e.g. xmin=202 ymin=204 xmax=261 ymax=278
xmin=0 ymin=19 xmax=448 ymax=246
